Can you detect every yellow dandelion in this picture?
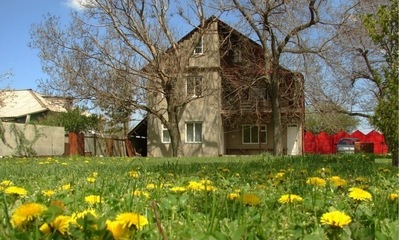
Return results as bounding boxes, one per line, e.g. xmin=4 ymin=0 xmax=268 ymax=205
xmin=348 ymin=187 xmax=372 ymax=201
xmin=199 ymin=179 xmax=213 ymax=185
xmin=42 ymin=190 xmax=56 ymax=197
xmin=228 ymin=193 xmax=239 ymax=200
xmin=388 ymin=193 xmax=398 ymax=201
xmin=146 ymin=183 xmax=156 ymax=189
xmin=92 ymin=172 xmax=98 ymax=177
xmin=5 ymin=186 xmax=28 ymax=196
xmin=87 ymin=177 xmax=96 ymax=183
xmin=1 ymin=180 xmax=12 ymax=187
xmin=132 ymin=190 xmax=150 ymax=199
xmin=106 ymin=220 xmax=131 ymax=240
xmin=115 ymin=212 xmax=148 ymax=230
xmin=11 ymin=203 xmax=47 ymax=229
xmin=71 ymin=209 xmax=97 ymax=229
xmin=40 ymin=215 xmax=72 ymax=236
xmin=170 ymin=186 xmax=186 ymax=193
xmin=278 ymin=194 xmax=303 ymax=204
xmin=242 ymin=193 xmax=261 ymax=206
xmin=60 ymin=183 xmax=71 ymax=191
xmin=85 ymin=195 xmax=101 ymax=205
xmin=306 ymin=177 xmax=326 ymax=187
xmin=188 ymin=181 xmax=203 ymax=191
xmin=320 ymin=211 xmax=351 ymax=228
xmin=128 ymin=170 xmax=139 ymax=178
xmin=328 ymin=176 xmax=347 ymax=187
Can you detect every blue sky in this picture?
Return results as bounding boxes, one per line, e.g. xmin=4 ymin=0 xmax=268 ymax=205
xmin=0 ymin=0 xmax=84 ymax=90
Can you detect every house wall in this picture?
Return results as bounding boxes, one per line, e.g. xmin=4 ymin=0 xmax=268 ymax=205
xmin=147 ymin=21 xmax=223 ymax=157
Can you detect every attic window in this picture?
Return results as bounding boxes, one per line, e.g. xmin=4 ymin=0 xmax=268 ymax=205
xmin=194 ymin=36 xmax=203 ymax=54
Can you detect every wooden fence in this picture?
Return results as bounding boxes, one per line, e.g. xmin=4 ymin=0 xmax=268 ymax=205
xmin=304 ymin=130 xmax=388 ymax=154
xmin=65 ymin=132 xmax=138 ymax=157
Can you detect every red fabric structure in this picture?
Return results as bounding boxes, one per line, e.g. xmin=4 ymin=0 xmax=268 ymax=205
xmin=365 ymin=130 xmax=388 ymax=154
xmin=304 ymin=131 xmax=316 ymax=154
xmin=315 ymin=131 xmax=332 ymax=154
xmin=303 ymin=130 xmax=388 ymax=154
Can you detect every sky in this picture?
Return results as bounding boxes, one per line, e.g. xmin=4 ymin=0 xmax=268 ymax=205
xmin=0 ymin=0 xmax=85 ymax=91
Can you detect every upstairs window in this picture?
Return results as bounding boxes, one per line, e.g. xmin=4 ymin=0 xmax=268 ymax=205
xmin=194 ymin=36 xmax=203 ymax=54
xmin=242 ymin=125 xmax=267 ymax=144
xmin=186 ymin=122 xmax=202 ymax=143
xmin=187 ymin=76 xmax=203 ymax=97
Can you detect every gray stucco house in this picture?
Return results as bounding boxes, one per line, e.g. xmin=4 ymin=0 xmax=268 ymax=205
xmin=129 ymin=17 xmax=304 ymax=157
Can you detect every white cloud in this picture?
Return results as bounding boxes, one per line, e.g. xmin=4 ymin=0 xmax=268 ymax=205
xmin=65 ymin=0 xmax=95 ymax=11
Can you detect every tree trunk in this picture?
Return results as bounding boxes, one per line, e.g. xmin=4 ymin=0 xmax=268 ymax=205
xmin=270 ymin=79 xmax=283 ymax=156
xmin=167 ymin=109 xmax=183 ymax=157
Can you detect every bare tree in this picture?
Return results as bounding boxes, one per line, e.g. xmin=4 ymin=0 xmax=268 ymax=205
xmin=218 ymin=0 xmax=351 ymax=155
xmin=30 ymin=0 xmax=217 ymax=157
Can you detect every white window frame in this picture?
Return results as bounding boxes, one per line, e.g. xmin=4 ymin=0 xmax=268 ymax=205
xmin=161 ymin=124 xmax=170 ymax=143
xmin=186 ymin=76 xmax=203 ymax=98
xmin=242 ymin=124 xmax=267 ymax=144
xmin=194 ymin=36 xmax=204 ymax=55
xmin=186 ymin=122 xmax=203 ymax=143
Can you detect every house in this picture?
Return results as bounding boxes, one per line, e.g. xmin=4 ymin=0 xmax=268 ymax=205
xmin=129 ymin=17 xmax=304 ymax=157
xmin=0 ymin=89 xmax=72 ymax=123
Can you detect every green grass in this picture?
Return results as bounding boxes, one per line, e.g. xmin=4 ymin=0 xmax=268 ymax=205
xmin=0 ymin=154 xmax=398 ymax=239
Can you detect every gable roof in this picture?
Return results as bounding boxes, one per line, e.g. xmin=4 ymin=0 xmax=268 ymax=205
xmin=0 ymin=89 xmax=68 ymax=118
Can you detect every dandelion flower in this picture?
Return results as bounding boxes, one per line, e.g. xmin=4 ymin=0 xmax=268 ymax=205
xmin=92 ymin=172 xmax=98 ymax=177
xmin=242 ymin=193 xmax=261 ymax=206
xmin=11 ymin=203 xmax=47 ymax=229
xmin=60 ymin=183 xmax=71 ymax=191
xmin=228 ymin=193 xmax=239 ymax=200
xmin=42 ymin=190 xmax=56 ymax=197
xmin=132 ymin=190 xmax=150 ymax=199
xmin=50 ymin=200 xmax=67 ymax=212
xmin=115 ymin=212 xmax=148 ymax=230
xmin=128 ymin=170 xmax=139 ymax=178
xmin=320 ymin=211 xmax=351 ymax=228
xmin=329 ymin=176 xmax=347 ymax=187
xmin=85 ymin=195 xmax=101 ymax=205
xmin=40 ymin=215 xmax=72 ymax=236
xmin=107 ymin=220 xmax=131 ymax=240
xmin=71 ymin=209 xmax=97 ymax=229
xmin=87 ymin=177 xmax=96 ymax=183
xmin=348 ymin=187 xmax=372 ymax=201
xmin=1 ymin=180 xmax=12 ymax=187
xmin=5 ymin=186 xmax=28 ymax=196
xmin=306 ymin=177 xmax=326 ymax=187
xmin=388 ymin=193 xmax=398 ymax=201
xmin=146 ymin=183 xmax=156 ymax=189
xmin=170 ymin=186 xmax=186 ymax=193
xmin=278 ymin=194 xmax=303 ymax=204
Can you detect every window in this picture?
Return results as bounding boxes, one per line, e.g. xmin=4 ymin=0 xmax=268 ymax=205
xmin=186 ymin=122 xmax=202 ymax=143
xmin=242 ymin=125 xmax=267 ymax=144
xmin=187 ymin=76 xmax=203 ymax=97
xmin=162 ymin=124 xmax=170 ymax=143
xmin=194 ymin=36 xmax=203 ymax=54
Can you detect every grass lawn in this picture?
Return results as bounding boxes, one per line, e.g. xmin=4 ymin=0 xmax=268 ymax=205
xmin=0 ymin=154 xmax=398 ymax=239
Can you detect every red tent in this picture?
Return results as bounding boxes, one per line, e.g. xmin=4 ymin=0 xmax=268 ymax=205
xmin=366 ymin=130 xmax=388 ymax=154
xmin=315 ymin=131 xmax=332 ymax=154
xmin=304 ymin=131 xmax=316 ymax=154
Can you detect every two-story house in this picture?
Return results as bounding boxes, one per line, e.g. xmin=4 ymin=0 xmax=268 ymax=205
xmin=129 ymin=17 xmax=304 ymax=157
